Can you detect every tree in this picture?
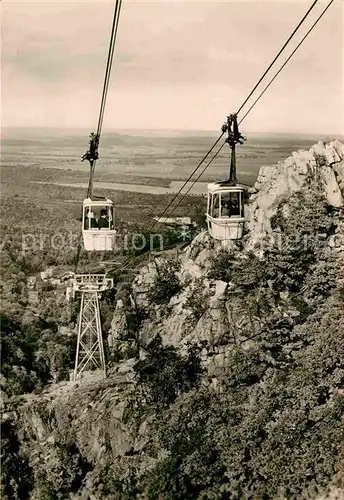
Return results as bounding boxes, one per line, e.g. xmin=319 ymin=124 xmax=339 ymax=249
xmin=148 ymin=259 xmax=181 ymax=305
xmin=134 ymin=336 xmax=203 ymax=410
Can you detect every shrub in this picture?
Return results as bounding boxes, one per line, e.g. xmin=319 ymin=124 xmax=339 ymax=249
xmin=0 ymin=316 xmax=76 ymax=396
xmin=32 ymin=441 xmax=92 ymax=498
xmin=1 ymin=420 xmax=34 ymax=500
xmin=184 ymin=278 xmax=210 ymax=321
xmin=265 ymin=188 xmax=339 ymax=294
xmin=207 ymin=248 xmax=237 ymax=283
xmin=148 ymin=259 xmax=181 ymax=305
xmin=134 ymin=336 xmax=203 ymax=410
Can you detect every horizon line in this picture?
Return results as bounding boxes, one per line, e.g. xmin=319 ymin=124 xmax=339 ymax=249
xmin=2 ymin=125 xmax=343 ymax=137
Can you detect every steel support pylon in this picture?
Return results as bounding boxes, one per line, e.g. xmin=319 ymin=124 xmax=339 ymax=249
xmin=73 ymin=291 xmax=106 ymax=380
xmin=72 ymin=274 xmax=113 ymax=381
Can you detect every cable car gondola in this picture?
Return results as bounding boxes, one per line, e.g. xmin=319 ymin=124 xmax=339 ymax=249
xmin=82 ymin=197 xmax=115 ymax=251
xmin=206 ymin=114 xmax=247 ymax=241
xmin=207 ymin=183 xmax=245 ymax=240
xmin=80 ymin=133 xmax=117 ymax=252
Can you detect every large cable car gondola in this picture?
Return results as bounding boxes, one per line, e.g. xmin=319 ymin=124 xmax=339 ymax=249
xmin=206 ymin=114 xmax=246 ymax=241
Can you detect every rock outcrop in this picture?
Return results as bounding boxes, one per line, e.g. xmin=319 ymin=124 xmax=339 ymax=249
xmin=247 ymin=140 xmax=343 ymax=249
xmin=108 ymin=283 xmax=138 ymax=358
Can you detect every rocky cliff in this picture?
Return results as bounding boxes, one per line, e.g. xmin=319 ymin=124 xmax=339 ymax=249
xmin=2 ymin=140 xmax=344 ymax=500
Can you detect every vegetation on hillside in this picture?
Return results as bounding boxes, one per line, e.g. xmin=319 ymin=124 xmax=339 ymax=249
xmin=87 ymin=186 xmax=343 ymax=499
xmin=114 ymin=187 xmax=341 ymax=500
xmin=1 ymin=182 xmax=343 ymax=499
xmin=0 ymin=315 xmax=76 ymax=397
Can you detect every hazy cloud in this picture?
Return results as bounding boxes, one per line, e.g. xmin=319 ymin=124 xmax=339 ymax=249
xmin=1 ymin=0 xmax=343 ymax=133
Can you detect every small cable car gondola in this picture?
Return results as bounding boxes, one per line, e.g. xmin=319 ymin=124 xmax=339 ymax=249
xmin=82 ymin=196 xmax=115 ymax=252
xmin=81 ymin=133 xmax=116 ymax=252
xmin=206 ymin=114 xmax=247 ymax=241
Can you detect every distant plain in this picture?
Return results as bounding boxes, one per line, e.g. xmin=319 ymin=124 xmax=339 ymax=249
xmin=1 ymin=127 xmax=341 ymax=227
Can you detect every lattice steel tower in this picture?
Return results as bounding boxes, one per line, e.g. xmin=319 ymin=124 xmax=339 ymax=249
xmin=72 ymin=274 xmax=113 ymax=381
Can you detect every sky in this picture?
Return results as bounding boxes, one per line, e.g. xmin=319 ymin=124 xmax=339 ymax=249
xmin=1 ymin=0 xmax=343 ymax=134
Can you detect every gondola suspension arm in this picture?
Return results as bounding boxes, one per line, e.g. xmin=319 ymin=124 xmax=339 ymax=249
xmin=221 ymin=114 xmax=246 ymax=184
